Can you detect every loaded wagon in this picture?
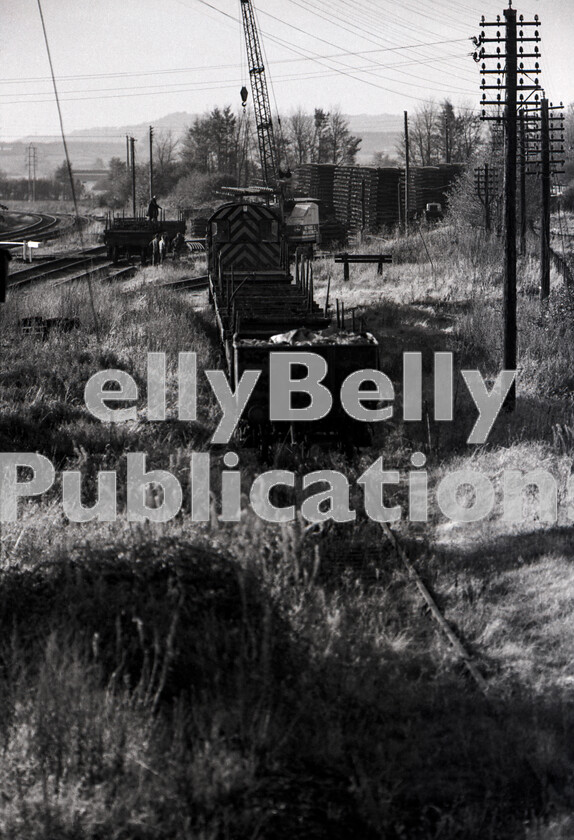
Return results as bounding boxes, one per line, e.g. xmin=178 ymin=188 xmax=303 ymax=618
xmin=233 ymin=329 xmax=379 ymax=447
xmin=104 ymin=214 xmax=186 ymax=265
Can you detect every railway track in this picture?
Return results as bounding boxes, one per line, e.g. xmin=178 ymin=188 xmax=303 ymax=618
xmin=379 ymin=522 xmax=488 ymax=693
xmin=8 ymin=247 xmax=139 ymax=291
xmin=9 ymin=247 xmax=107 ymax=288
xmin=162 ymin=274 xmax=209 ymax=292
xmin=0 ymin=211 xmax=77 ymax=244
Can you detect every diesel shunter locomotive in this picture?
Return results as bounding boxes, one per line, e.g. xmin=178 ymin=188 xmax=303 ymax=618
xmin=207 ymin=197 xmax=379 ymax=450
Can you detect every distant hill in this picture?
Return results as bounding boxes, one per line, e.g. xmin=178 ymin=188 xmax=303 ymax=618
xmin=69 ymin=111 xmax=200 ymax=142
xmin=4 ymin=111 xmax=404 ymax=178
xmin=1 ymin=139 xmax=130 ymax=180
xmin=346 ymin=113 xmax=404 ymax=133
xmin=354 ymin=131 xmax=402 ymax=165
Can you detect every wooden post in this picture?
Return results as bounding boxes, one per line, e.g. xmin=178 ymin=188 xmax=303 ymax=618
xmin=540 ymin=97 xmax=551 ymax=299
xmin=149 ymin=125 xmax=154 ymax=201
xmin=519 ymin=111 xmax=526 ymax=255
xmin=361 ymin=178 xmax=366 ymax=239
xmin=309 ymin=261 xmax=314 ymax=309
xmin=484 ymin=163 xmax=491 ymax=234
xmin=343 ymin=255 xmax=349 ymax=283
xmin=130 ymin=136 xmax=136 ymax=218
xmin=503 ymin=5 xmax=517 ymax=409
xmin=404 ymin=111 xmax=410 ymax=235
xmin=324 ymin=274 xmax=331 ymax=317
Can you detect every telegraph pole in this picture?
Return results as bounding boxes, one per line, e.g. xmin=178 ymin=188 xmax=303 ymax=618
xmin=129 ymin=136 xmax=136 ymax=217
xmin=474 ymin=163 xmax=498 ymax=233
xmin=27 ymin=144 xmax=37 ymax=202
xmin=475 ymin=4 xmax=542 ymax=410
xmin=540 ymin=97 xmax=550 ymax=299
xmin=149 ymin=125 xmax=154 ymax=201
xmin=361 ymin=178 xmax=366 ymax=239
xmin=519 ymin=110 xmax=526 ymax=256
xmin=484 ymin=163 xmax=490 ymax=233
xmin=503 ymin=4 xmax=517 ymax=401
xmin=404 ymin=110 xmax=410 ymax=235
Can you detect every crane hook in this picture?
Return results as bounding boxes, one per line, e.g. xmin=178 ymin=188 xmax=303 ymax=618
xmin=240 ymin=86 xmax=248 ymax=107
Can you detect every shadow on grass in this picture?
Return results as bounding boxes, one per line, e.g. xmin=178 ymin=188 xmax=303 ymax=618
xmin=0 ymin=534 xmax=567 ymax=838
xmin=427 ymin=524 xmax=574 ymax=579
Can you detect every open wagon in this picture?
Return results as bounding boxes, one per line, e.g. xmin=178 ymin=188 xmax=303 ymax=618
xmin=104 ymin=214 xmax=186 ymax=265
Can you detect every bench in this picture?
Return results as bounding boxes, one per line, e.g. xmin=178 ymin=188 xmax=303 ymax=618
xmin=334 ymin=253 xmax=392 ymax=282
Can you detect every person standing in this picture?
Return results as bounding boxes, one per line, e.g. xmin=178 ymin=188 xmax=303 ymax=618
xmin=150 ymin=233 xmax=161 ymax=266
xmin=159 ymin=233 xmax=168 ymax=265
xmin=147 ymin=195 xmax=161 ymax=223
xmin=0 ymin=248 xmax=12 ymax=302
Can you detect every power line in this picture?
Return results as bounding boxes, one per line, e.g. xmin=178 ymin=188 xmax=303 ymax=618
xmin=36 ymin=0 xmax=99 ymax=337
xmin=0 ymin=49 xmax=475 ymax=103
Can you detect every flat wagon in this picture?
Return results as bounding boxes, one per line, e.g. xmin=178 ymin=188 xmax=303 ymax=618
xmin=104 ymin=214 xmax=186 ymax=265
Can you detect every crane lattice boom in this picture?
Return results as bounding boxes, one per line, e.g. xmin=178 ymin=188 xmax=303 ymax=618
xmin=240 ymin=0 xmax=277 ymax=186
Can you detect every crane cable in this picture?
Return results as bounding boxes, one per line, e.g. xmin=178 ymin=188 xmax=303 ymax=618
xmin=238 ymin=7 xmax=250 ymax=186
xmin=36 ymin=0 xmax=100 ymax=338
xmin=249 ymin=0 xmax=291 ymax=176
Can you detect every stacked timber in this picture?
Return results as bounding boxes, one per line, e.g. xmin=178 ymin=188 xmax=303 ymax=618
xmin=338 ymin=166 xmax=402 ymax=232
xmin=409 ymin=165 xmax=464 ymax=215
xmin=293 ymin=163 xmax=463 ymax=234
xmin=376 ymin=168 xmax=403 ymax=229
xmin=333 ymin=167 xmax=353 ymax=227
xmin=293 ymin=164 xmax=336 ymax=212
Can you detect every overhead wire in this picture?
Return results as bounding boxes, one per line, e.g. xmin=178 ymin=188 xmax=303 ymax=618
xmin=0 ymin=39 xmax=479 ymax=89
xmin=13 ymin=0 xmax=491 ymax=138
xmin=324 ymin=0 xmax=481 ymax=83
xmin=248 ymin=8 xmax=478 ymax=106
xmin=0 ymin=58 xmax=477 ymax=107
xmin=194 ymin=0 xmax=479 ymax=105
xmin=35 ymin=0 xmax=99 ymax=337
xmin=312 ymin=0 xmax=478 ymax=83
xmin=260 ymin=1 xmax=476 ymax=92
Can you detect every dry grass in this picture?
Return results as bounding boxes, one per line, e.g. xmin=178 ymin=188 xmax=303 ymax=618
xmin=2 ymin=221 xmax=574 ymax=836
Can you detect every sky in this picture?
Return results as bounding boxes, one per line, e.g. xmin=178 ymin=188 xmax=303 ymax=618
xmin=1 ymin=0 xmax=573 ymax=141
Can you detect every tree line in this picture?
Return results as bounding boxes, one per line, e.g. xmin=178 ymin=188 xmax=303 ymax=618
xmin=92 ymin=104 xmax=364 ymax=210
xmin=0 ymin=162 xmax=83 ymax=202
xmin=6 ymin=96 xmax=571 ymax=213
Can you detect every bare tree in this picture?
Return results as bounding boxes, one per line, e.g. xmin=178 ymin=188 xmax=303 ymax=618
xmin=154 ymin=130 xmax=180 ymax=194
xmin=288 ymin=108 xmax=315 ymax=164
xmin=327 ymin=109 xmax=361 ymax=165
xmin=312 ymin=108 xmax=330 ymax=163
xmin=371 ymin=151 xmax=399 ymax=167
xmin=412 ymin=102 xmax=440 ymax=165
xmin=397 ymin=100 xmax=483 ymax=166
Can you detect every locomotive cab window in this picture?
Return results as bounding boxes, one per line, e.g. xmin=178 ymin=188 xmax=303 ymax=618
xmin=259 ymin=219 xmax=279 ymax=242
xmin=211 ymin=220 xmax=230 ymax=242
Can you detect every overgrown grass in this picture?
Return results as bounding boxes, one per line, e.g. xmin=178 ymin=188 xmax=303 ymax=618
xmin=2 ymin=223 xmax=574 ymax=837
